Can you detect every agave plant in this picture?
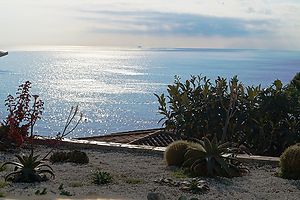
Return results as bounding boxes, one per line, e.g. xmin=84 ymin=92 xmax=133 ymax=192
xmin=1 ymin=149 xmax=55 ymax=182
xmin=183 ymin=137 xmax=247 ymax=178
xmin=92 ymin=170 xmax=113 ymax=185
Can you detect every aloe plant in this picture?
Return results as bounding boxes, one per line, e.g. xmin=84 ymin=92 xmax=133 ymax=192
xmin=183 ymin=137 xmax=247 ymax=178
xmin=92 ymin=170 xmax=113 ymax=185
xmin=1 ymin=149 xmax=55 ymax=182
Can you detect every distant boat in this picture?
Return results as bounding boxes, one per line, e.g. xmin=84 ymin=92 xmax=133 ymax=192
xmin=0 ymin=50 xmax=8 ymax=57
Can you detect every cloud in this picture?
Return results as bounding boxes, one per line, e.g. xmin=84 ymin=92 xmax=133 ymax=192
xmin=79 ymin=10 xmax=274 ymax=37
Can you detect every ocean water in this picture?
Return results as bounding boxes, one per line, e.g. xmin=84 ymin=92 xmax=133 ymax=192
xmin=0 ymin=47 xmax=299 ymax=138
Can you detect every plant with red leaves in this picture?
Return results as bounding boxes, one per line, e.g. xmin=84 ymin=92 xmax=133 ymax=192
xmin=1 ymin=81 xmax=44 ymax=147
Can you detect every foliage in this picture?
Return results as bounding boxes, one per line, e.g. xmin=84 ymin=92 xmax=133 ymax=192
xmin=180 ymin=178 xmax=209 ymax=194
xmin=155 ymin=75 xmax=241 ymax=141
xmin=0 ymin=81 xmax=44 ymax=148
xmin=183 ymin=137 xmax=247 ymax=178
xmin=1 ymin=149 xmax=54 ymax=182
xmin=49 ymin=150 xmax=89 ymax=164
xmin=279 ymin=143 xmax=300 ymax=179
xmin=155 ymin=74 xmax=300 ymax=156
xmin=164 ymin=140 xmax=192 ymax=166
xmin=92 ymin=170 xmax=113 ymax=185
xmin=241 ymin=79 xmax=300 ymax=155
xmin=154 ymin=177 xmax=209 ymax=194
xmin=56 ymin=105 xmax=83 ymax=140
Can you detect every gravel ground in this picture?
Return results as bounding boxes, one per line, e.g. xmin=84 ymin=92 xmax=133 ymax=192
xmin=0 ymin=145 xmax=299 ymax=200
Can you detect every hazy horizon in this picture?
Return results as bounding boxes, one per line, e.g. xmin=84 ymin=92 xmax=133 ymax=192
xmin=3 ymin=45 xmax=300 ymax=53
xmin=1 ymin=0 xmax=300 ymax=50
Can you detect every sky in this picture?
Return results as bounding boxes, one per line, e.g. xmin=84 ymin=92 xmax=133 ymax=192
xmin=0 ymin=0 xmax=300 ymax=49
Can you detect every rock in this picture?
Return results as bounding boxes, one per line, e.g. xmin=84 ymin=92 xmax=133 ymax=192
xmin=147 ymin=192 xmax=166 ymax=200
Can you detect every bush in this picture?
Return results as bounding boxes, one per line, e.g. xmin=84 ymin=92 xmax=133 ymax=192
xmin=156 ymin=74 xmax=300 ymax=156
xmin=0 ymin=81 xmax=44 ymax=148
xmin=50 ymin=150 xmax=89 ymax=164
xmin=279 ymin=143 xmax=300 ymax=179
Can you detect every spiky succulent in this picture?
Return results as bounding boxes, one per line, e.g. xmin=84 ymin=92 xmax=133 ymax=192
xmin=183 ymin=137 xmax=247 ymax=178
xmin=1 ymin=149 xmax=55 ymax=182
xmin=92 ymin=170 xmax=113 ymax=185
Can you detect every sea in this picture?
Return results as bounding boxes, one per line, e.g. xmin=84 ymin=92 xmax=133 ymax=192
xmin=0 ymin=47 xmax=299 ymax=138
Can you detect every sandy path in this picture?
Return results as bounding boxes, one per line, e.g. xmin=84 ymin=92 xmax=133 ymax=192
xmin=0 ymin=145 xmax=299 ymax=200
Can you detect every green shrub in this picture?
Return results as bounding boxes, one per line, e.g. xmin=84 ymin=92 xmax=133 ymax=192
xmin=164 ymin=140 xmax=191 ymax=166
xmin=92 ymin=170 xmax=113 ymax=185
xmin=279 ymin=144 xmax=300 ymax=179
xmin=50 ymin=150 xmax=89 ymax=164
xmin=156 ymin=74 xmax=300 ymax=156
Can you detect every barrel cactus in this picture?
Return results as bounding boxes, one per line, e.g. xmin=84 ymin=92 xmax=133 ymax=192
xmin=164 ymin=140 xmax=192 ymax=166
xmin=50 ymin=151 xmax=69 ymax=163
xmin=279 ymin=143 xmax=300 ymax=179
xmin=67 ymin=150 xmax=89 ymax=164
xmin=50 ymin=150 xmax=89 ymax=164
